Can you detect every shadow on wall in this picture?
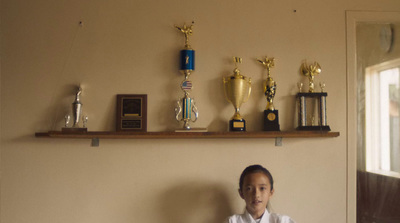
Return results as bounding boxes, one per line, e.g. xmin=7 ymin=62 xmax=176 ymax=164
xmin=208 ymin=74 xmax=230 ymax=132
xmin=161 ymin=182 xmax=233 ymax=223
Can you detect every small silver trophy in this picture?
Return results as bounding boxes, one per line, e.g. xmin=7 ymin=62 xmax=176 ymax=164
xmin=64 ymin=115 xmax=71 ymax=128
xmin=82 ymin=115 xmax=88 ymax=128
xmin=62 ymin=86 xmax=88 ymax=132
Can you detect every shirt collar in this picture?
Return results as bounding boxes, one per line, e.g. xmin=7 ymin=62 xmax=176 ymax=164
xmin=244 ymin=208 xmax=270 ymax=223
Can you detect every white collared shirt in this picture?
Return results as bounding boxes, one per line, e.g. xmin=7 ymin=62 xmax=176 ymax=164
xmin=227 ymin=209 xmax=295 ymax=223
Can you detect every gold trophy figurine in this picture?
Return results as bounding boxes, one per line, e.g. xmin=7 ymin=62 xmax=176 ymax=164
xmin=300 ymin=61 xmax=321 ymax=93
xmin=257 ymin=57 xmax=280 ymax=131
xmin=257 ymin=57 xmax=276 ymax=110
xmin=175 ymin=22 xmax=194 ymax=50
xmin=223 ymin=57 xmax=252 ymax=131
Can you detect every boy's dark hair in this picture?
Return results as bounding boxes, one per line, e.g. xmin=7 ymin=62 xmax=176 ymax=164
xmin=239 ymin=164 xmax=274 ymax=191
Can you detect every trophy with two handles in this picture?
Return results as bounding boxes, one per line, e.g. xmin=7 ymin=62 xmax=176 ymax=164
xmin=223 ymin=57 xmax=252 ymax=131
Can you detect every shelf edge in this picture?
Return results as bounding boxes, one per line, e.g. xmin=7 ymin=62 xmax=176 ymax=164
xmin=35 ymin=131 xmax=340 ymax=139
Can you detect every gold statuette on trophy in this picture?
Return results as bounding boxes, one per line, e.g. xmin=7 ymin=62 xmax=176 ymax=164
xmin=300 ymin=61 xmax=321 ymax=93
xmin=297 ymin=61 xmax=330 ymax=131
xmin=223 ymin=57 xmax=252 ymax=131
xmin=257 ymin=56 xmax=280 ymax=131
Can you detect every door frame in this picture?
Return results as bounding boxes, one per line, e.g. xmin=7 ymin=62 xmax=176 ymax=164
xmin=346 ymin=10 xmax=400 ymax=223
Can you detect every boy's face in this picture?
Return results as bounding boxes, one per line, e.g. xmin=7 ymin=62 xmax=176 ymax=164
xmin=239 ymin=172 xmax=274 ymax=219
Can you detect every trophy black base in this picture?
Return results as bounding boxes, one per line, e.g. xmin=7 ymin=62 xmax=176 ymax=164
xmin=296 ymin=125 xmax=331 ymax=131
xmin=229 ymin=119 xmax=246 ymax=131
xmin=264 ymin=110 xmax=280 ymax=131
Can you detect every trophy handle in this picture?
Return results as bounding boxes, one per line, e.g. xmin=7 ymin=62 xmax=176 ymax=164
xmin=191 ymin=99 xmax=199 ymax=122
xmin=300 ymin=63 xmax=306 ymax=75
xmin=243 ymin=78 xmax=252 ymax=103
xmin=222 ymin=77 xmax=232 ymax=103
xmin=175 ymin=100 xmax=182 ymax=121
xmin=191 ymin=99 xmax=198 ymax=122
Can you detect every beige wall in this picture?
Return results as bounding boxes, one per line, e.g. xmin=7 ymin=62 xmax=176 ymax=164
xmin=357 ymin=23 xmax=400 ymax=68
xmin=1 ymin=0 xmax=399 ymax=223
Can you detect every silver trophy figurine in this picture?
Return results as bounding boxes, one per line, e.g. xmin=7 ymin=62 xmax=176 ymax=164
xmin=72 ymin=87 xmax=83 ymax=127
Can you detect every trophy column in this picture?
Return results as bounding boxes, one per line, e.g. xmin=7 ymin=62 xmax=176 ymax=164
xmin=320 ymin=94 xmax=327 ymax=126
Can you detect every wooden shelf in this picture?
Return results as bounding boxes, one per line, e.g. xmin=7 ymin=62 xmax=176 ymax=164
xmin=35 ymin=131 xmax=340 ymax=139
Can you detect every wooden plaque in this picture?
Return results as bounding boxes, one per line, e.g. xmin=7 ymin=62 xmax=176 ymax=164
xmin=116 ymin=94 xmax=147 ymax=132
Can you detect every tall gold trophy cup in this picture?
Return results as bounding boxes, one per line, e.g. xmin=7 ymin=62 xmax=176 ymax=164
xmin=223 ymin=57 xmax=252 ymax=131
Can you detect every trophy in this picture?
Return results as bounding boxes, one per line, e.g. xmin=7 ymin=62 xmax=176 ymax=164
xmin=223 ymin=57 xmax=252 ymax=131
xmin=297 ymin=61 xmax=330 ymax=131
xmin=62 ymin=86 xmax=88 ymax=132
xmin=257 ymin=57 xmax=280 ymax=131
xmin=174 ymin=22 xmax=200 ymax=130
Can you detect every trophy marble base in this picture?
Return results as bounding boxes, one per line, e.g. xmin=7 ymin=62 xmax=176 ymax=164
xmin=264 ymin=110 xmax=280 ymax=131
xmin=229 ymin=119 xmax=246 ymax=131
xmin=296 ymin=125 xmax=331 ymax=131
xmin=175 ymin=128 xmax=208 ymax=132
xmin=62 ymin=127 xmax=88 ymax=133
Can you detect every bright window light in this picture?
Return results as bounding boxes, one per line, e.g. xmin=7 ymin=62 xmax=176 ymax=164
xmin=365 ymin=58 xmax=400 ymax=177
